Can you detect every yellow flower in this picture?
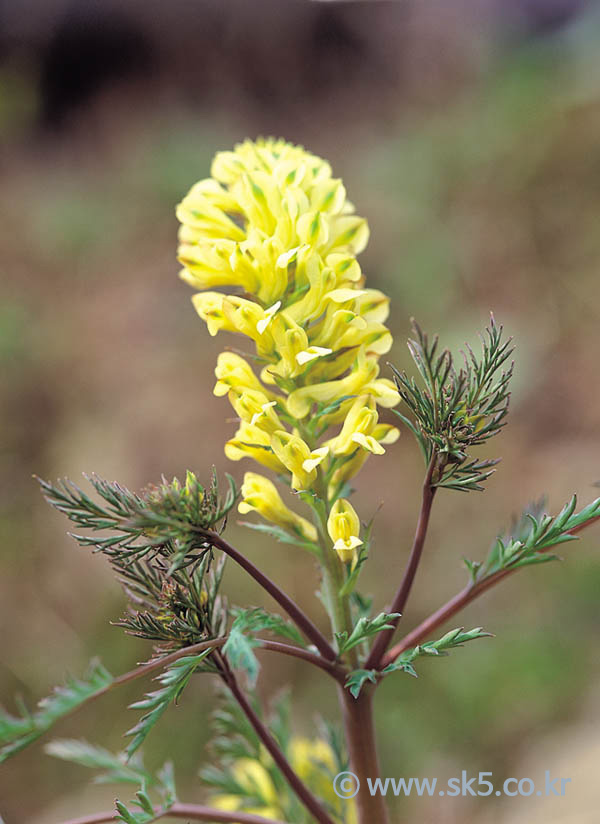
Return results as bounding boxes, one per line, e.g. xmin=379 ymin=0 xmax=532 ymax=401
xmin=224 ymin=421 xmax=286 ymax=473
xmin=213 ymin=352 xmax=272 ymax=398
xmin=330 ymin=395 xmax=385 ymax=456
xmin=238 ymin=472 xmax=317 ymax=543
xmin=286 ymin=350 xmax=398 ymax=420
xmin=327 ymin=498 xmax=363 ymax=565
xmin=227 ymin=389 xmax=284 ymax=434
xmin=270 ymin=430 xmax=329 ymax=491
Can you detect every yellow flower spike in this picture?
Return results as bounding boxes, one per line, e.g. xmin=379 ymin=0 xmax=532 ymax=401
xmin=270 ymin=430 xmax=328 ymax=491
xmin=214 ymin=353 xmax=273 ymax=398
xmin=224 ymin=421 xmax=287 ymax=473
xmin=228 ymin=388 xmax=284 ymax=434
xmin=331 ymin=396 xmax=385 ymax=456
xmin=177 ymin=139 xmax=398 ymax=495
xmin=327 ymin=498 xmax=363 ymax=565
xmin=238 ymin=472 xmax=317 ymax=543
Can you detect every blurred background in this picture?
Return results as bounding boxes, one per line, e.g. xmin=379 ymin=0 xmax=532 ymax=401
xmin=1 ymin=0 xmax=599 ymax=821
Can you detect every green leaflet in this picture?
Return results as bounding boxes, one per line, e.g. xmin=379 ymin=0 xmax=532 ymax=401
xmin=344 ymin=627 xmax=492 ymax=697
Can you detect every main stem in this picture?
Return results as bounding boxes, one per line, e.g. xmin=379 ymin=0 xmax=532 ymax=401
xmin=311 ymin=471 xmax=388 ymax=822
xmin=338 ymin=685 xmax=391 ymax=824
xmin=365 ymin=458 xmax=437 ymax=669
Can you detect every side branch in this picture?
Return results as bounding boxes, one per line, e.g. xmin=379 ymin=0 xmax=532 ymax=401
xmin=102 ymin=637 xmax=344 ymax=703
xmin=220 ymin=659 xmax=337 ymax=824
xmin=203 ymin=529 xmax=337 ymax=661
xmin=365 ymin=458 xmax=437 ymax=669
xmin=61 ymin=802 xmax=288 ymax=824
xmin=381 ymin=513 xmax=600 ymax=669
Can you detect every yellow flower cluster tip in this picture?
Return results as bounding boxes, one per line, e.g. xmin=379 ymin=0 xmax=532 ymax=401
xmin=177 ymin=138 xmax=399 ymax=557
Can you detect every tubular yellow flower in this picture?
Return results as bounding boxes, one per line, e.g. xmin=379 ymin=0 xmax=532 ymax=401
xmin=286 ymin=349 xmax=398 ymax=420
xmin=330 ymin=395 xmax=385 ymax=456
xmin=228 ymin=388 xmax=284 ymax=434
xmin=270 ymin=430 xmax=329 ymax=491
xmin=327 ymin=498 xmax=363 ymax=565
xmin=224 ymin=421 xmax=286 ymax=473
xmin=213 ymin=352 xmax=272 ymax=398
xmin=238 ymin=472 xmax=317 ymax=543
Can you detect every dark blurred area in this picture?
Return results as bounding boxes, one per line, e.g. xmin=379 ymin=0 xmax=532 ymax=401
xmin=1 ymin=1 xmax=600 ymax=822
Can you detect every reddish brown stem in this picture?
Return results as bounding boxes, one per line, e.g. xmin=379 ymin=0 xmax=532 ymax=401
xmin=365 ymin=459 xmax=437 ymax=670
xmin=382 ymin=512 xmax=600 ymax=669
xmin=338 ymin=685 xmax=390 ymax=824
xmin=60 ymin=802 xmax=287 ymax=823
xmin=103 ymin=636 xmax=343 ymax=697
xmin=222 ymin=662 xmax=337 ymax=824
xmin=203 ymin=529 xmax=337 ymax=661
